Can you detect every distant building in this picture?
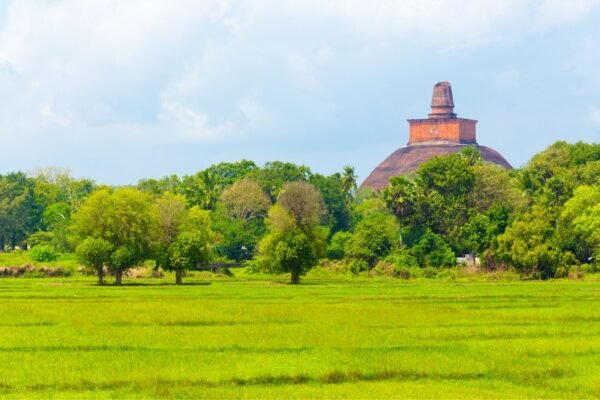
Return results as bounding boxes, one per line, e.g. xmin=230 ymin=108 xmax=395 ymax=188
xmin=361 ymin=82 xmax=512 ymax=190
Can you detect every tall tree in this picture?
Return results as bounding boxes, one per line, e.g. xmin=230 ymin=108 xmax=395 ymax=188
xmin=560 ymin=185 xmax=600 ymax=263
xmin=382 ymin=176 xmax=416 ymax=248
xmin=71 ymin=188 xmax=154 ymax=285
xmin=76 ymin=237 xmax=113 ymax=285
xmin=340 ymin=166 xmax=358 ymax=204
xmin=250 ymin=161 xmax=312 ymax=201
xmin=220 ymin=178 xmax=271 ymax=222
xmin=161 ymin=207 xmax=217 ymax=284
xmin=309 ymin=173 xmax=352 ymax=233
xmin=254 ymin=182 xmax=327 ymax=284
xmin=0 ymin=172 xmax=40 ymax=250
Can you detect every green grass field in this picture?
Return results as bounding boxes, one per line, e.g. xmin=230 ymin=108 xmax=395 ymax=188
xmin=1 ymin=274 xmax=599 ymax=399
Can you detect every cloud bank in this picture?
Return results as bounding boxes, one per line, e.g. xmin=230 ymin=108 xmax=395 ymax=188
xmin=0 ymin=0 xmax=598 ymax=183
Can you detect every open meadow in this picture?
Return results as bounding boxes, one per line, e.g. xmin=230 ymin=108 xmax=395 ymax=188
xmin=0 ymin=274 xmax=599 ymax=399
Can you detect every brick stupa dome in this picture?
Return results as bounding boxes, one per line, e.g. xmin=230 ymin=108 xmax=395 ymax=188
xmin=360 ymin=82 xmax=511 ymax=190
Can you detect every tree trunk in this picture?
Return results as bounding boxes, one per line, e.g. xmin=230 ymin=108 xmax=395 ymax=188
xmin=290 ymin=268 xmax=300 ymax=285
xmin=114 ymin=270 xmax=123 ymax=285
xmin=399 ymin=220 xmax=404 ymax=248
xmin=97 ymin=265 xmax=104 ymax=285
xmin=175 ymin=270 xmax=183 ymax=285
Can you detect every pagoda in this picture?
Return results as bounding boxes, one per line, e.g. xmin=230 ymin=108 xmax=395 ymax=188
xmin=360 ymin=82 xmax=511 ymax=190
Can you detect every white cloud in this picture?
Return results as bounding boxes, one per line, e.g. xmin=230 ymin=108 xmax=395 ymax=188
xmin=1 ymin=0 xmax=596 ymax=143
xmin=0 ymin=0 xmax=599 ymax=183
xmin=159 ymin=99 xmax=237 ymax=142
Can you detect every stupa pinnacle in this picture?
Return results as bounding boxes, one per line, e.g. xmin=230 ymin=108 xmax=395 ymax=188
xmin=360 ymin=82 xmax=511 ymax=190
xmin=428 ymin=81 xmax=456 ymax=119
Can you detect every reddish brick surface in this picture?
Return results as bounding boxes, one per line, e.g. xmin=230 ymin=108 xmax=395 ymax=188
xmin=360 ymin=81 xmax=512 ymax=190
xmin=360 ymin=144 xmax=512 ymax=191
xmin=407 ymin=118 xmax=477 ymax=144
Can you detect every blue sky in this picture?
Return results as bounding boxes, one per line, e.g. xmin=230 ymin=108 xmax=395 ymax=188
xmin=0 ymin=0 xmax=598 ymax=185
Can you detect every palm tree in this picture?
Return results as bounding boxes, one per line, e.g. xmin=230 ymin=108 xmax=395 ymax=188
xmin=340 ymin=166 xmax=357 ymax=204
xmin=382 ymin=176 xmax=416 ymax=248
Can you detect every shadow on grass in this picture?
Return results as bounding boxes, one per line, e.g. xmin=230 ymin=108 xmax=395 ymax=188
xmin=88 ymin=282 xmax=213 ymax=287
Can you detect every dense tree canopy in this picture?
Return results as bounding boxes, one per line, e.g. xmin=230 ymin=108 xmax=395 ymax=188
xmin=1 ymin=141 xmax=598 ymax=282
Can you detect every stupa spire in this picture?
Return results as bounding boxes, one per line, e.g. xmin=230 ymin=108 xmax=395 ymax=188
xmin=428 ymin=81 xmax=456 ymax=119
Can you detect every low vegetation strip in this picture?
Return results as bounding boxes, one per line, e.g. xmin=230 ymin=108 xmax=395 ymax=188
xmin=0 ymin=276 xmax=599 ymax=398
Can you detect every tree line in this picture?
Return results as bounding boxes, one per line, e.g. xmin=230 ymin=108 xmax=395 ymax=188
xmin=0 ymin=141 xmax=598 ymax=284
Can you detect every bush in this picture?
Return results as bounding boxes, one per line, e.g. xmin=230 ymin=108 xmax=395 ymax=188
xmin=423 ymin=267 xmax=437 ymax=278
xmin=346 ymin=258 xmax=369 ymax=274
xmin=435 ymin=268 xmax=457 ymax=280
xmin=554 ymin=265 xmax=570 ymax=278
xmin=327 ymin=231 xmax=352 ymax=260
xmin=386 ymin=248 xmax=419 ymax=269
xmin=344 ymin=212 xmax=400 ymax=268
xmin=410 ymin=229 xmax=455 ymax=268
xmin=394 ymin=266 xmax=423 ymax=279
xmin=29 ymin=245 xmax=60 ymax=262
xmin=581 ymin=263 xmax=600 ymax=274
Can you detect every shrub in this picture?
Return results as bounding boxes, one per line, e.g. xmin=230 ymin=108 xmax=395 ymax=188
xmin=410 ymin=229 xmax=455 ymax=268
xmin=394 ymin=266 xmax=423 ymax=279
xmin=423 ymin=267 xmax=437 ymax=278
xmin=386 ymin=248 xmax=419 ymax=269
xmin=435 ymin=269 xmax=457 ymax=280
xmin=346 ymin=258 xmax=369 ymax=274
xmin=327 ymin=231 xmax=352 ymax=260
xmin=581 ymin=263 xmax=599 ymax=274
xmin=344 ymin=213 xmax=400 ymax=267
xmin=29 ymin=245 xmax=60 ymax=262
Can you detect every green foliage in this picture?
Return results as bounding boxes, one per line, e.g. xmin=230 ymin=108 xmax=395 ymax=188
xmin=71 ymin=188 xmax=154 ymax=284
xmin=178 ymin=160 xmax=258 ymax=209
xmin=26 ymin=231 xmax=54 ymax=247
xmin=382 ymin=176 xmax=416 ymax=220
xmin=496 ymin=206 xmax=574 ymax=279
xmin=168 ymin=231 xmax=212 ymax=269
xmin=250 ymin=161 xmax=312 ymax=201
xmin=417 ymin=153 xmax=475 ymax=197
xmin=255 ymin=183 xmax=327 ymax=283
xmin=213 ymin=215 xmax=264 ymax=262
xmin=2 ymin=140 xmax=599 ymax=283
xmin=470 ymin=163 xmax=525 ymax=214
xmin=0 ymin=172 xmax=41 ymax=250
xmin=345 ymin=212 xmax=400 ymax=268
xmin=28 ymin=245 xmax=60 ymax=262
xmin=458 ymin=213 xmax=496 ymax=255
xmin=560 ymin=184 xmax=600 ymax=263
xmin=340 ymin=166 xmax=358 ymax=204
xmin=326 ymin=231 xmax=352 ymax=260
xmin=410 ymin=229 xmax=455 ymax=268
xmin=413 ymin=153 xmax=475 ymax=245
xmin=386 ymin=248 xmax=419 ymax=270
xmin=351 ymin=197 xmax=388 ymax=226
xmin=110 ymin=246 xmax=137 ymax=273
xmin=346 ymin=258 xmax=369 ymax=274
xmin=157 ymin=205 xmax=217 ymax=284
xmin=75 ymin=237 xmax=113 ymax=285
xmin=75 ymin=237 xmax=112 ymax=273
xmin=309 ymin=173 xmax=352 ymax=233
xmin=261 ymin=227 xmax=318 ymax=283
xmin=137 ymin=175 xmax=182 ymax=197
xmin=152 ymin=192 xmax=187 ymax=247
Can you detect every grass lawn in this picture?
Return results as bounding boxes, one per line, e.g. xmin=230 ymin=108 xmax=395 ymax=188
xmin=0 ymin=274 xmax=599 ymax=398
